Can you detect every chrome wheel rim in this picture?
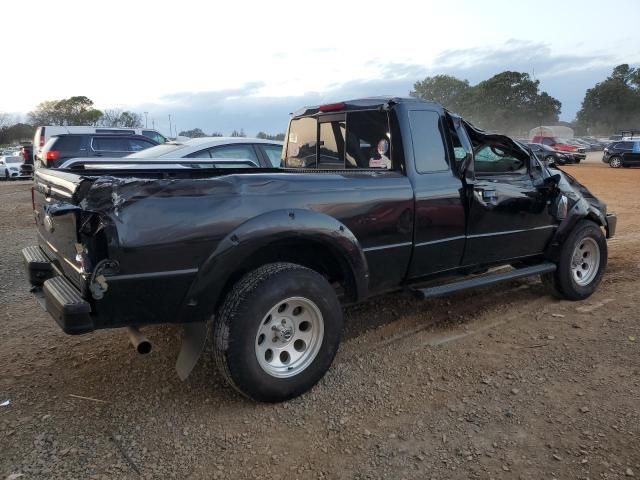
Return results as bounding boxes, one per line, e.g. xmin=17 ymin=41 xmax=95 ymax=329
xmin=571 ymin=237 xmax=600 ymax=286
xmin=255 ymin=296 xmax=324 ymax=378
xmin=610 ymin=157 xmax=621 ymax=168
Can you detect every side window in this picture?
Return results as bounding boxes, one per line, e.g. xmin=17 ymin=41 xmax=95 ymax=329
xmin=209 ymin=144 xmax=259 ymax=166
xmin=474 ymin=144 xmax=527 ymax=174
xmin=262 ymin=144 xmax=283 ymax=167
xmin=142 ymin=130 xmax=166 ymax=144
xmin=128 ymin=138 xmax=155 ymax=151
xmin=318 ymin=121 xmax=345 ymax=168
xmin=409 ymin=110 xmax=448 ymax=173
xmin=92 ymin=137 xmax=127 ymax=151
xmin=542 ymin=138 xmax=554 ymax=146
xmin=54 ymin=136 xmax=83 ymax=151
xmin=186 ymin=149 xmax=212 ymax=159
xmin=285 ymin=117 xmax=317 ymax=168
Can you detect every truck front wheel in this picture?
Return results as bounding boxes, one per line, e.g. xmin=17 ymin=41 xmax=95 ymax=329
xmin=543 ymin=220 xmax=607 ymax=300
xmin=212 ymin=262 xmax=343 ymax=402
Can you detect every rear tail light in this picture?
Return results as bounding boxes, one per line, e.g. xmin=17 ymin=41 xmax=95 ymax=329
xmin=45 ymin=150 xmax=60 ymax=165
xmin=39 ymin=128 xmax=45 ymax=147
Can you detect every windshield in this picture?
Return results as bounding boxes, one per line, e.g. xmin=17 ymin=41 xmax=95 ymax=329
xmin=127 ymin=143 xmax=187 ymax=158
xmin=4 ymin=156 xmax=22 ymax=163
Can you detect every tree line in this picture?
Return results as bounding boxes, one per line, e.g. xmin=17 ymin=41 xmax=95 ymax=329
xmin=411 ymin=64 xmax=639 ymax=136
xmin=2 ymin=65 xmax=637 ymax=145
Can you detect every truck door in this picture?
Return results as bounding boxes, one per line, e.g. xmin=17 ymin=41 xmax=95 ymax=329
xmin=406 ymin=109 xmax=466 ymax=279
xmin=462 ymin=140 xmax=556 ymax=266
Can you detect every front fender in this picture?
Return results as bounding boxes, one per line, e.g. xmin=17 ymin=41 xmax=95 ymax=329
xmin=179 ymin=208 xmax=369 ymax=323
xmin=545 ymin=197 xmax=606 ymax=261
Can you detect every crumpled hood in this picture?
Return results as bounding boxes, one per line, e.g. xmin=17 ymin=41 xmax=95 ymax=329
xmin=553 ymin=167 xmax=607 ymax=214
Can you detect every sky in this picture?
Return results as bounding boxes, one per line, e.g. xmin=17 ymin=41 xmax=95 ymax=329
xmin=2 ymin=0 xmax=639 ymax=136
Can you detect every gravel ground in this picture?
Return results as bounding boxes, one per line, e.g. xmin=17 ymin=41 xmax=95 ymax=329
xmin=1 ymin=153 xmax=639 ymax=479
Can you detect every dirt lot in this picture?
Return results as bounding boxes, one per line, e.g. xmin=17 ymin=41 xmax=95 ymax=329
xmin=1 ymin=154 xmax=639 ymax=479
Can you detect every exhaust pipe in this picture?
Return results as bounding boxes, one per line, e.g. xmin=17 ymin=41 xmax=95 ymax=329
xmin=126 ymin=327 xmax=152 ymax=354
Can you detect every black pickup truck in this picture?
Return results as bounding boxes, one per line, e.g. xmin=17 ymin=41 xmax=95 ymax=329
xmin=23 ymin=97 xmax=617 ymax=402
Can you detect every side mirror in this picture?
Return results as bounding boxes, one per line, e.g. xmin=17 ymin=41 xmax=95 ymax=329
xmin=535 ymin=173 xmax=561 ymax=191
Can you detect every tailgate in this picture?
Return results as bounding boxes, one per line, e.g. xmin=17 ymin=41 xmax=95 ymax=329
xmin=33 ymin=169 xmax=92 ymax=292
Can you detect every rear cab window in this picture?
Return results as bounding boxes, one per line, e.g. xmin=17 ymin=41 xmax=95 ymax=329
xmin=285 ymin=110 xmax=393 ymax=170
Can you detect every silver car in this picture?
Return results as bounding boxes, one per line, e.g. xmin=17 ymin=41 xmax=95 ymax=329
xmin=126 ymin=137 xmax=283 ymax=167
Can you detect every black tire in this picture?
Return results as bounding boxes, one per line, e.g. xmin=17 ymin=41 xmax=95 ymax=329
xmin=212 ymin=262 xmax=343 ymax=402
xmin=609 ymin=156 xmax=622 ymax=168
xmin=542 ymin=220 xmax=607 ymax=300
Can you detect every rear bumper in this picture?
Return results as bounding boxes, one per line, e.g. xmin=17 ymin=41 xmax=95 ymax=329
xmin=606 ymin=213 xmax=617 ymax=239
xmin=22 ymin=246 xmax=93 ymax=335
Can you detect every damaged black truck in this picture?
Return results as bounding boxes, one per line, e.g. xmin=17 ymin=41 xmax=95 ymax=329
xmin=23 ymin=97 xmax=617 ymax=402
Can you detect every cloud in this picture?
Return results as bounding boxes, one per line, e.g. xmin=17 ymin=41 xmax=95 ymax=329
xmin=128 ymin=41 xmax=627 ymax=135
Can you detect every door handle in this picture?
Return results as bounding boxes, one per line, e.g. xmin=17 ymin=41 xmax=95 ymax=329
xmin=476 ymin=188 xmax=498 ymax=205
xmin=482 ymin=189 xmax=497 ymax=200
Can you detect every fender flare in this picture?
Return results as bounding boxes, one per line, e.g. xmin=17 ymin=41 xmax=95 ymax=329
xmin=175 ymin=208 xmax=369 ymax=379
xmin=545 ymin=197 xmax=606 ymax=261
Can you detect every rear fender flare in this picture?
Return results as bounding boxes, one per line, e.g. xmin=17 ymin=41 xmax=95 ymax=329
xmin=174 ymin=209 xmax=368 ymax=379
xmin=181 ymin=209 xmax=368 ymax=322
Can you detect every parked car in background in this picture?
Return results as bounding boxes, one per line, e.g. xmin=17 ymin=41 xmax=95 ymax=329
xmin=602 ymin=140 xmax=640 ymax=168
xmin=38 ymin=134 xmax=159 ymax=168
xmin=19 ymin=144 xmax=33 ymax=163
xmin=0 ymin=154 xmax=28 ymax=180
xmin=33 ymin=126 xmax=167 ymax=160
xmin=19 ymin=144 xmax=34 ymax=178
xmin=125 ymin=137 xmax=284 ymax=167
xmin=531 ymin=135 xmax=587 ymax=154
xmin=526 ymin=143 xmax=578 ymax=165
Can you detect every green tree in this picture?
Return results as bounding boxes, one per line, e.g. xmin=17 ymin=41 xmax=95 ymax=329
xmin=119 ymin=111 xmax=143 ymax=128
xmin=468 ymin=71 xmax=560 ymax=133
xmin=178 ymin=128 xmax=207 ymax=138
xmin=100 ymin=109 xmax=143 ymax=128
xmin=411 ymin=75 xmax=471 ymax=114
xmin=28 ymin=96 xmax=103 ymax=126
xmin=411 ymin=71 xmax=561 ymax=134
xmin=0 ymin=123 xmax=35 ymax=144
xmin=576 ymin=64 xmax=640 ymax=134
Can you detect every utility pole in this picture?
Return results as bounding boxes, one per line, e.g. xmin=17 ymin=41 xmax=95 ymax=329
xmin=144 ymin=112 xmax=148 ymax=128
xmin=168 ymin=114 xmax=172 ymax=138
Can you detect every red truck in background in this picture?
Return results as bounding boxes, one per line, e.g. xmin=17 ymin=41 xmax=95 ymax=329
xmin=531 ymin=135 xmax=585 ymax=153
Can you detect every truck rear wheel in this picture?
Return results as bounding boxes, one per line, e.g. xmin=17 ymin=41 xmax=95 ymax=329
xmin=542 ymin=220 xmax=607 ymax=300
xmin=212 ymin=262 xmax=343 ymax=402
